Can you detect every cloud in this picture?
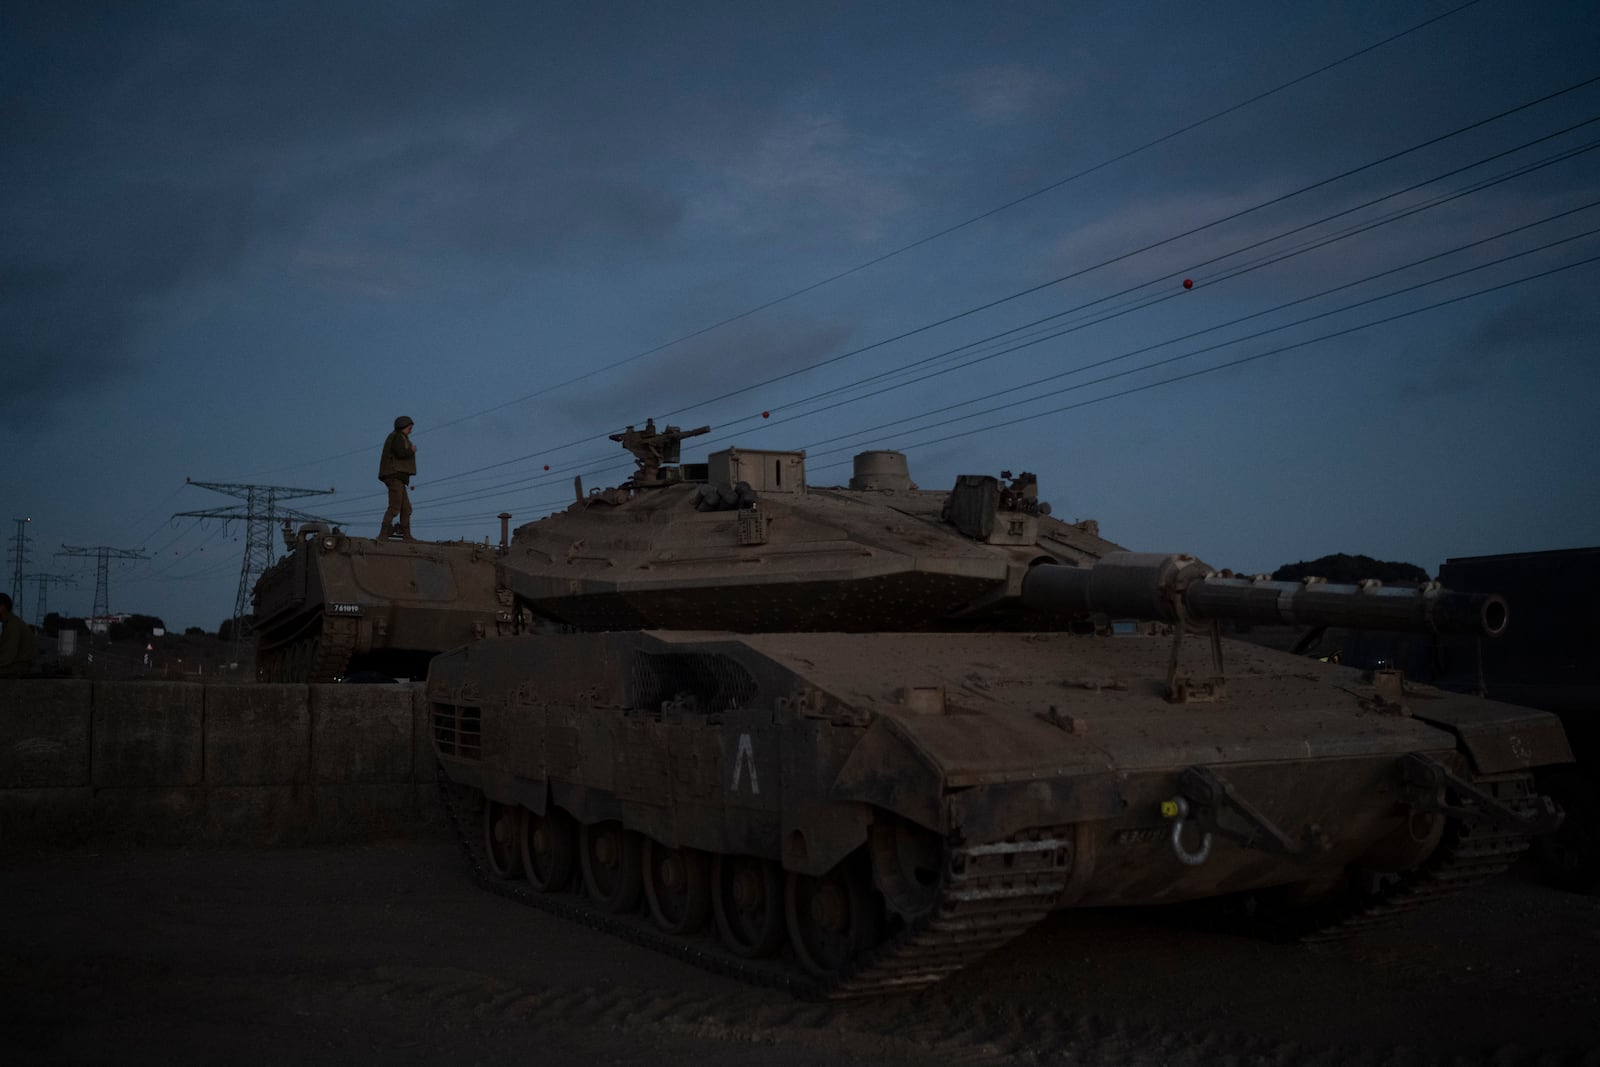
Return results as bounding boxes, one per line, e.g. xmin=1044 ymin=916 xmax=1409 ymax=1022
xmin=690 ymin=111 xmax=920 ymax=245
xmin=0 ymin=5 xmax=710 ymax=409
xmin=1395 ymin=284 xmax=1597 ymax=403
xmin=950 ymin=65 xmax=1067 ymax=124
xmin=559 ymin=313 xmax=857 ymax=430
xmin=0 ymin=172 xmax=266 ymax=419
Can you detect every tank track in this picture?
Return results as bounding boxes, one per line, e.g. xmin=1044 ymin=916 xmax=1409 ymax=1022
xmin=307 ymin=616 xmax=359 ymax=683
xmin=255 ymin=615 xmax=359 ymax=683
xmin=1277 ymin=774 xmax=1537 ymax=943
xmin=439 ymin=775 xmax=1063 ymax=999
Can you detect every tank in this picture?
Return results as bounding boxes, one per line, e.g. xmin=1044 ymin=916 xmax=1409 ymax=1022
xmin=253 ymin=521 xmax=512 ymax=682
xmin=428 ymin=423 xmax=1572 ymax=996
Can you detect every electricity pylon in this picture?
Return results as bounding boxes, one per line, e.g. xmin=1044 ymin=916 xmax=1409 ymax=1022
xmin=8 ymin=517 xmax=30 ymax=608
xmin=28 ymin=573 xmax=77 ymax=623
xmin=174 ymin=479 xmax=335 ymax=665
xmin=57 ymin=545 xmax=151 ymax=639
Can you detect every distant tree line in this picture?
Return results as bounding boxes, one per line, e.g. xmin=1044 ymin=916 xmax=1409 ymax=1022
xmin=1271 ymin=554 xmax=1429 ymax=585
xmin=41 ymin=613 xmax=172 ymax=641
xmin=217 ymin=616 xmax=255 ymax=642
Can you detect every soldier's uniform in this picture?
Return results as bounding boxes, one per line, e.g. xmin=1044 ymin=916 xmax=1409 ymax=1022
xmin=0 ymin=599 xmax=39 ymax=677
xmin=378 ymin=415 xmax=418 ymax=540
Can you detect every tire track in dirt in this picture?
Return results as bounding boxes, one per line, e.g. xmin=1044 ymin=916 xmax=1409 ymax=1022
xmin=321 ymin=964 xmax=1599 ymax=1066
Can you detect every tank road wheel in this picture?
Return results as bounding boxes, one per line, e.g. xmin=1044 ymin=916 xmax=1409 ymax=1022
xmin=643 ymin=841 xmax=711 ymax=934
xmin=483 ymin=801 xmax=524 ymax=880
xmin=580 ymin=821 xmax=643 ymax=912
xmin=712 ymin=855 xmax=785 ymax=957
xmin=293 ymin=637 xmax=317 ymax=683
xmin=785 ymin=862 xmax=882 ymax=979
xmin=519 ymin=807 xmax=577 ymax=892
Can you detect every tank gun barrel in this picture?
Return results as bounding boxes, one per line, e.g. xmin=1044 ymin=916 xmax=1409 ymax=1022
xmin=1021 ymin=552 xmax=1507 ymax=636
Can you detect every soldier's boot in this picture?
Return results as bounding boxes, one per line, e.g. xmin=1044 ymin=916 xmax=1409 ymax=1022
xmin=398 ymin=518 xmax=417 ymax=542
xmin=377 ymin=508 xmax=397 ymax=539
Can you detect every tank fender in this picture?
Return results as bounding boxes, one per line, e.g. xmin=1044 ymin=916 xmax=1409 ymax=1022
xmin=832 ymin=718 xmax=945 ymax=834
xmin=479 ymin=767 xmax=548 ymax=815
xmin=551 ymin=780 xmax=624 ymax=824
xmin=1407 ymin=701 xmax=1573 ymax=775
xmin=780 ymin=718 xmax=873 ymax=877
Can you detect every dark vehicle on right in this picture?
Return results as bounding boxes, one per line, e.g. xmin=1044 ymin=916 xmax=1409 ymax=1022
xmin=1337 ymin=547 xmax=1600 ymax=891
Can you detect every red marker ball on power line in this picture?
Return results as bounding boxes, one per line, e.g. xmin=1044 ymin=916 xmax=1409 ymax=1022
xmin=1183 ymin=278 xmax=1194 ymax=289
xmin=762 ymin=411 xmax=770 ymax=419
xmin=543 ymin=465 xmax=550 ymax=471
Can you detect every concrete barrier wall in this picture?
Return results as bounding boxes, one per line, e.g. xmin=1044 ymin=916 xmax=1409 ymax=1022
xmin=0 ymin=681 xmax=441 ymax=850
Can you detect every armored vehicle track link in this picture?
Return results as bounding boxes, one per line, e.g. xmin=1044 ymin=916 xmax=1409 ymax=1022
xmin=1179 ymin=772 xmax=1539 ymax=943
xmin=442 ymin=768 xmax=1545 ymax=994
xmin=440 ymin=773 xmax=1066 ymax=998
xmin=1292 ymin=774 xmax=1538 ymax=942
xmin=256 ymin=615 xmax=360 ymax=684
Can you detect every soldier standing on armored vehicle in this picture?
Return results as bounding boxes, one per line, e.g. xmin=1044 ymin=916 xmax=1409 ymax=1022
xmin=377 ymin=414 xmax=417 ymax=541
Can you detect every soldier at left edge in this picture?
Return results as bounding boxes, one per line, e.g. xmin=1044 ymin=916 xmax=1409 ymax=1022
xmin=0 ymin=592 xmax=41 ymax=677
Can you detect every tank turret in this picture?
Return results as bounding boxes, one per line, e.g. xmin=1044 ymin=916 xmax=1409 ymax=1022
xmin=428 ymin=424 xmax=1573 ymax=997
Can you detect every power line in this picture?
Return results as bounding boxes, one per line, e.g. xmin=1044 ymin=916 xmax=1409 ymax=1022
xmin=681 ymin=139 xmax=1600 ymax=460
xmin=322 ymin=115 xmax=1600 ymax=520
xmin=122 ymin=521 xmax=231 ymax=583
xmin=360 ymin=74 xmax=1600 ymax=509
xmin=810 ymin=251 xmax=1600 ymax=470
xmin=245 ymin=1 xmax=1495 ymax=479
xmin=382 ymin=219 xmax=1600 ymax=514
xmin=766 ymin=198 xmax=1600 ymax=457
xmin=655 ymin=75 xmax=1600 ymax=424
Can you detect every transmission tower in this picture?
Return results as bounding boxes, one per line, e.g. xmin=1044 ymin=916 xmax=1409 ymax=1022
xmin=57 ymin=545 xmax=150 ymax=639
xmin=28 ymin=573 xmax=77 ymax=623
xmin=8 ymin=517 xmax=30 ymax=608
xmin=174 ymin=479 xmax=335 ymax=664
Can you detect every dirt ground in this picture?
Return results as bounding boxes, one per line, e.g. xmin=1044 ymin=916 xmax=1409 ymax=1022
xmin=3 ymin=834 xmax=1598 ymax=1067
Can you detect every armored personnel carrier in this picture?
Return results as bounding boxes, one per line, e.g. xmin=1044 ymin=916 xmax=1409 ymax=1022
xmin=429 ymin=423 xmax=1570 ymax=996
xmin=253 ymin=522 xmax=512 ymax=682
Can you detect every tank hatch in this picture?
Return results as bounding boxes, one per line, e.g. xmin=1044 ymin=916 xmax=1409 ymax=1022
xmin=944 ymin=471 xmax=1047 ymax=545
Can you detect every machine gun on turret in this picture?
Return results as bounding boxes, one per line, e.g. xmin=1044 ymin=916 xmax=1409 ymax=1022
xmin=610 ymin=419 xmax=711 ymax=487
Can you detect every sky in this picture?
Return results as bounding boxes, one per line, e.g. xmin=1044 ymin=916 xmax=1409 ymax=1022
xmin=3 ymin=0 xmax=1598 ymax=632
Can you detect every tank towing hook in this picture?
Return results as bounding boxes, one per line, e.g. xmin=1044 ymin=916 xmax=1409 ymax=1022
xmin=1400 ymin=753 xmax=1563 ymax=835
xmin=1162 ymin=766 xmax=1335 ymax=866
